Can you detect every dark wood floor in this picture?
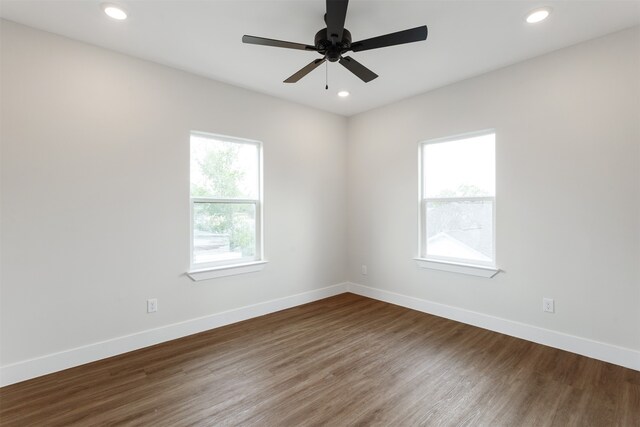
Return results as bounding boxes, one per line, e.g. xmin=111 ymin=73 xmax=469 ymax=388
xmin=1 ymin=293 xmax=638 ymax=426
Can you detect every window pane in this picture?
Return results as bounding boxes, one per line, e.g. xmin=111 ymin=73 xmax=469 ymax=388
xmin=423 ymin=133 xmax=495 ymax=197
xmin=193 ymin=202 xmax=256 ymax=265
xmin=190 ymin=134 xmax=259 ymax=199
xmin=426 ymin=200 xmax=493 ymax=263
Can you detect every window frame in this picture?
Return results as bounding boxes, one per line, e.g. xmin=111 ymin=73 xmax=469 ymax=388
xmin=189 ymin=131 xmax=264 ymax=273
xmin=418 ymin=129 xmax=497 ymax=270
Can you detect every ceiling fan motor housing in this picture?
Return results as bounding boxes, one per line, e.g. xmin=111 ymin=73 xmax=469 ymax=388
xmin=315 ymin=28 xmax=351 ymax=62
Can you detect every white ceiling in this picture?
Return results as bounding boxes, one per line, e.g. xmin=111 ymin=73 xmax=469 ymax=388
xmin=1 ymin=1 xmax=639 ymax=116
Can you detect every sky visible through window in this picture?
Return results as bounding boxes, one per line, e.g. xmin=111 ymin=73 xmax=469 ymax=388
xmin=423 ymin=133 xmax=495 ymax=198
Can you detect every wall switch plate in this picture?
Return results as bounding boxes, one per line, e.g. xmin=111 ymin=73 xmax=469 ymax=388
xmin=542 ymin=298 xmax=554 ymax=313
xmin=361 ymin=265 xmax=368 ymax=275
xmin=147 ymin=298 xmax=158 ymax=313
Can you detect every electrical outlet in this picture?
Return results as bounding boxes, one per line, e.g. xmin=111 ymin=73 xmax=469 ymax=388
xmin=361 ymin=265 xmax=368 ymax=275
xmin=542 ymin=298 xmax=554 ymax=313
xmin=147 ymin=298 xmax=158 ymax=313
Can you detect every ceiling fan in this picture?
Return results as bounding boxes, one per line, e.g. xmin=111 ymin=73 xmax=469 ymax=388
xmin=242 ymin=0 xmax=428 ymax=84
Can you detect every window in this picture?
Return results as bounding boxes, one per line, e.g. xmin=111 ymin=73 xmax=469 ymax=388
xmin=419 ymin=131 xmax=496 ymax=271
xmin=190 ymin=132 xmax=263 ymax=272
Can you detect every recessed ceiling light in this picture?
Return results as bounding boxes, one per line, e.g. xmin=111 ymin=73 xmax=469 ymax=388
xmin=337 ymin=91 xmax=350 ymax=98
xmin=103 ymin=4 xmax=128 ymax=20
xmin=526 ymin=8 xmax=550 ymax=24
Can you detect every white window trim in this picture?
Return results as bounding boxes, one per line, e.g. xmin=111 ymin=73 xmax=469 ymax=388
xmin=188 ymin=132 xmax=265 ymax=279
xmin=417 ymin=129 xmax=499 ymax=277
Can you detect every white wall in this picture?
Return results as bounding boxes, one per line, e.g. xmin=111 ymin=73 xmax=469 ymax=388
xmin=347 ymin=27 xmax=640 ymax=351
xmin=0 ymin=21 xmax=347 ymax=366
xmin=2 ymin=19 xmax=639 ymax=383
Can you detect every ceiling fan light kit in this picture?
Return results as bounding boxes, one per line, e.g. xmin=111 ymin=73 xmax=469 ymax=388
xmin=242 ymin=0 xmax=428 ymax=85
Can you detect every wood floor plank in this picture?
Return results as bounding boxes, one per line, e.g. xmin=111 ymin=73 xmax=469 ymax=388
xmin=1 ymin=293 xmax=638 ymax=426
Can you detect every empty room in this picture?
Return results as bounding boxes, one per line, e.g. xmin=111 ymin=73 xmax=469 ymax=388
xmin=1 ymin=0 xmax=639 ymax=425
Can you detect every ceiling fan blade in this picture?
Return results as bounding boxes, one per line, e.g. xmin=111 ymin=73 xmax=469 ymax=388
xmin=242 ymin=35 xmax=316 ymax=51
xmin=326 ymin=0 xmax=349 ymax=43
xmin=350 ymin=25 xmax=428 ymax=52
xmin=284 ymin=58 xmax=327 ymax=83
xmin=339 ymin=56 xmax=378 ymax=83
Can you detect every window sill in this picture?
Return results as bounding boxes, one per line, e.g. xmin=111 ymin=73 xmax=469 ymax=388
xmin=187 ymin=261 xmax=268 ymax=281
xmin=414 ymin=258 xmax=500 ymax=278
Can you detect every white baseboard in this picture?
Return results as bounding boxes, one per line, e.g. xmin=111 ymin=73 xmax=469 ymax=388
xmin=0 ymin=282 xmax=348 ymax=387
xmin=346 ymin=282 xmax=640 ymax=372
xmin=3 ymin=280 xmax=637 ymax=388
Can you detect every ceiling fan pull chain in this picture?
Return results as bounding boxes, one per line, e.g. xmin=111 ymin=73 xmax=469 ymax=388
xmin=325 ymin=61 xmax=328 ymax=90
